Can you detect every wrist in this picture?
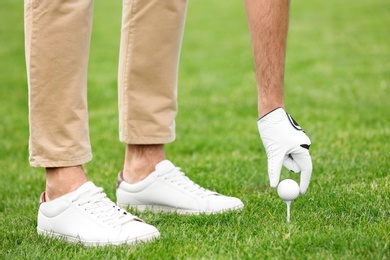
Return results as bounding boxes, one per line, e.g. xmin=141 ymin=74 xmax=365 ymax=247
xmin=258 ymin=103 xmax=285 ymax=118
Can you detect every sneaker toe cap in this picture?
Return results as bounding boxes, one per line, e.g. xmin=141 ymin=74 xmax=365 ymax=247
xmin=208 ymin=195 xmax=244 ymax=213
xmin=120 ymin=220 xmax=160 ymax=243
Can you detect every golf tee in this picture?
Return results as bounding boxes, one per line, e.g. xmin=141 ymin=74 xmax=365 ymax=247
xmin=285 ymin=201 xmax=291 ymax=222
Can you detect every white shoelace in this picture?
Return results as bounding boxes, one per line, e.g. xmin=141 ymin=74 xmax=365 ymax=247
xmin=158 ymin=167 xmax=218 ymax=198
xmin=72 ymin=187 xmax=139 ymax=227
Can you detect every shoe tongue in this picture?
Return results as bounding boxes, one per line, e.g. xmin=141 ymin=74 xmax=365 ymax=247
xmin=155 ymin=160 xmax=176 ymax=171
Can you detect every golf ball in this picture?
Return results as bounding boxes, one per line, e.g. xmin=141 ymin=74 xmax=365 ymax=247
xmin=277 ymin=179 xmax=300 ymax=201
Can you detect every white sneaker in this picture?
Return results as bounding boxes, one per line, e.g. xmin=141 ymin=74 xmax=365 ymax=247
xmin=116 ymin=160 xmax=244 ymax=214
xmin=37 ymin=181 xmax=160 ymax=246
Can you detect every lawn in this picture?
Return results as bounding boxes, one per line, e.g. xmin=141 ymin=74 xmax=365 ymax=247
xmin=0 ymin=0 xmax=389 ymax=259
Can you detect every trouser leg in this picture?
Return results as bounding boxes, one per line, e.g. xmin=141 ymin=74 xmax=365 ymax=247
xmin=118 ymin=0 xmax=188 ymax=144
xmin=24 ymin=0 xmax=94 ymax=167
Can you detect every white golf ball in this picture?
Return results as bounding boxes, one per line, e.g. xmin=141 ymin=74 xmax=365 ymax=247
xmin=277 ymin=179 xmax=300 ymax=201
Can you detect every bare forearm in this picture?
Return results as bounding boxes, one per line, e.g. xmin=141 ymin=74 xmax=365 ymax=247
xmin=244 ymin=0 xmax=290 ymax=117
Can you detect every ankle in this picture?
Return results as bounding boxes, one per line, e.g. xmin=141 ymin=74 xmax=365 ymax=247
xmin=45 ymin=166 xmax=87 ymax=201
xmin=123 ymin=144 xmax=165 ymax=184
xmin=122 ymin=163 xmax=155 ymax=184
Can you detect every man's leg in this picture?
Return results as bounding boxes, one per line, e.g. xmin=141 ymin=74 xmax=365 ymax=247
xmin=116 ymin=0 xmax=243 ymax=214
xmin=24 ymin=0 xmax=159 ymax=245
xmin=118 ymin=0 xmax=187 ymax=182
xmin=25 ymin=0 xmax=94 ymax=199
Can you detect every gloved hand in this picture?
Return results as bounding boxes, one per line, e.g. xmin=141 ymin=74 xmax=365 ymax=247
xmin=257 ymin=108 xmax=312 ymax=194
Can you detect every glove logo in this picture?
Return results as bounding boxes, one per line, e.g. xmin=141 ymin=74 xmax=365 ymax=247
xmin=286 ymin=113 xmax=303 ymax=131
xmin=300 ymin=144 xmax=310 ymax=150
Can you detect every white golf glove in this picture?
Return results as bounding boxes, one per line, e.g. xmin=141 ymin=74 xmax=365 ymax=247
xmin=257 ymin=108 xmax=312 ymax=194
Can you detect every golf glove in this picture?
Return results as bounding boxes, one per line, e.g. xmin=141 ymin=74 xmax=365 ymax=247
xmin=257 ymin=108 xmax=312 ymax=194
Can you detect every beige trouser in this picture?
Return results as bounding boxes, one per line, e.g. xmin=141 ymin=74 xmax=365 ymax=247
xmin=24 ymin=0 xmax=187 ymax=167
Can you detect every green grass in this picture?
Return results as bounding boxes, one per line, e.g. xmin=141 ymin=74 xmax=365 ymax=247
xmin=0 ymin=0 xmax=389 ymax=259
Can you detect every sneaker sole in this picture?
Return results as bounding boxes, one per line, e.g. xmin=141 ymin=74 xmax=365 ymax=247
xmin=118 ymin=203 xmax=244 ymax=215
xmin=37 ymin=227 xmax=160 ymax=246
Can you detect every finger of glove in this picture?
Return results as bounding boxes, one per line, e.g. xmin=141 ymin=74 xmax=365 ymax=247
xmin=291 ymin=151 xmax=313 ymax=194
xmin=268 ymin=153 xmax=285 ymax=188
xmin=283 ymin=155 xmax=300 ymax=173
